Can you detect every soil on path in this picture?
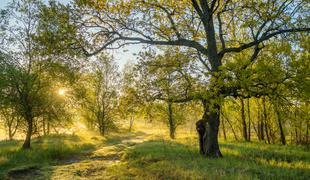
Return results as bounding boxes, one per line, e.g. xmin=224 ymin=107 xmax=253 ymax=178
xmin=48 ymin=131 xmax=150 ymax=180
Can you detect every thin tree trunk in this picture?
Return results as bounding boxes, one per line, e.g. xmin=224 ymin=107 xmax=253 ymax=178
xmin=47 ymin=121 xmax=50 ymax=135
xmin=7 ymin=116 xmax=13 ymax=140
xmin=299 ymin=118 xmax=302 ymax=144
xmin=306 ymin=119 xmax=309 ymax=145
xmin=8 ymin=126 xmax=13 ymax=141
xmin=101 ymin=118 xmax=105 ymax=136
xmin=259 ymin=98 xmax=265 ymax=141
xmin=275 ymin=105 xmax=286 ymax=145
xmin=129 ymin=116 xmax=134 ymax=132
xmin=262 ymin=97 xmax=270 ymax=144
xmin=253 ymin=120 xmax=259 ymax=140
xmin=260 ymin=120 xmax=265 ymax=141
xmin=269 ymin=124 xmax=275 ymax=144
xmin=168 ymin=101 xmax=175 ymax=139
xmin=257 ymin=121 xmax=261 ymax=140
xmin=256 ymin=99 xmax=262 ymax=140
xmin=295 ymin=127 xmax=298 ymax=144
xmin=240 ymin=98 xmax=248 ymax=141
xmin=47 ymin=113 xmax=51 ymax=135
xmin=221 ymin=111 xmax=238 ymax=141
xmin=265 ymin=122 xmax=270 ymax=144
xmin=3 ymin=110 xmax=18 ymax=140
xmin=294 ymin=110 xmax=298 ymax=144
xmin=247 ymin=98 xmax=251 ymax=141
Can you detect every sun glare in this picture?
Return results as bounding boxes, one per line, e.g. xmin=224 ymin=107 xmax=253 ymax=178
xmin=58 ymin=88 xmax=66 ymax=96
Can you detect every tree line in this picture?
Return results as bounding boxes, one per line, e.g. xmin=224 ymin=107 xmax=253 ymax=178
xmin=0 ymin=0 xmax=309 ymax=157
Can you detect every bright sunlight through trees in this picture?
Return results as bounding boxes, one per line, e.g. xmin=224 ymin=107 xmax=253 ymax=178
xmin=0 ymin=0 xmax=309 ymax=179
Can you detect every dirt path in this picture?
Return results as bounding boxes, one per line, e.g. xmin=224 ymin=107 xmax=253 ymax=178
xmin=46 ymin=132 xmax=150 ymax=180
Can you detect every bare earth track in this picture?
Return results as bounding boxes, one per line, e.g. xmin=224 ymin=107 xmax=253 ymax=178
xmin=51 ymin=132 xmax=148 ymax=180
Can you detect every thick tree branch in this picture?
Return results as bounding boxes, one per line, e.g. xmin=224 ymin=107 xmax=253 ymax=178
xmin=210 ymin=0 xmax=219 ymax=13
xmin=219 ymin=27 xmax=310 ymax=56
xmin=191 ymin=0 xmax=204 ymax=18
xmin=199 ymin=0 xmax=210 ymax=14
xmin=83 ymin=35 xmax=208 ymax=57
xmin=156 ymin=95 xmax=194 ymax=103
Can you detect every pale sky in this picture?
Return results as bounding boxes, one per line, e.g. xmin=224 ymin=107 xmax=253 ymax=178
xmin=0 ymin=0 xmax=143 ymax=70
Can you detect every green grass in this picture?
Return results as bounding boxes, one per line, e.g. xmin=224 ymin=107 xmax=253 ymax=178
xmin=107 ymin=139 xmax=310 ymax=180
xmin=0 ymin=134 xmax=95 ymax=179
xmin=0 ymin=125 xmax=309 ymax=180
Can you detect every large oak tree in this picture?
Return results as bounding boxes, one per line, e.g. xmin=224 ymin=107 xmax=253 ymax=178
xmin=38 ymin=0 xmax=309 ymax=157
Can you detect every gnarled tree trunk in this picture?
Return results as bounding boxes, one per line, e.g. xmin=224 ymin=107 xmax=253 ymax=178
xmin=201 ymin=100 xmax=222 ymax=158
xmin=204 ymin=107 xmax=222 ymax=157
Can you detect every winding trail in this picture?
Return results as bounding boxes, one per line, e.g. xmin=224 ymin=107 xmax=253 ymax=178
xmin=47 ymin=131 xmax=150 ymax=180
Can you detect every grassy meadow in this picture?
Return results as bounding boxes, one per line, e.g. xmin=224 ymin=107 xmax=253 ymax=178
xmin=0 ymin=121 xmax=309 ymax=180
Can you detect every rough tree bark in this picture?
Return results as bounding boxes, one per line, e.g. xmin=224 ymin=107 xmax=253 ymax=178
xmin=201 ymin=99 xmax=222 ymax=157
xmin=203 ymin=104 xmax=222 ymax=157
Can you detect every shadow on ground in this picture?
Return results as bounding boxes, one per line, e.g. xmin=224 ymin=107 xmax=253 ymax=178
xmin=1 ymin=131 xmax=309 ymax=180
xmin=107 ymin=140 xmax=310 ymax=180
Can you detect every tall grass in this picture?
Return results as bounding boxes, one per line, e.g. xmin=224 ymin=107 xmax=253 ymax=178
xmin=0 ymin=134 xmax=95 ymax=179
xmin=107 ymin=139 xmax=310 ymax=180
